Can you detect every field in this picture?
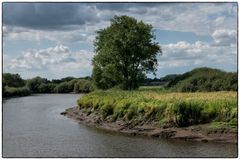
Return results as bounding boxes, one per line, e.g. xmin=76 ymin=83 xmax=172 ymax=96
xmin=77 ymin=87 xmax=237 ymax=130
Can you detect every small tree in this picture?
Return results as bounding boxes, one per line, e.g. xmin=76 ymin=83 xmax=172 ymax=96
xmin=92 ymin=15 xmax=162 ymax=90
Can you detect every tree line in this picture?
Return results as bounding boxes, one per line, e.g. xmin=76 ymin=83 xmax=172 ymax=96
xmin=3 ymin=73 xmax=94 ymax=97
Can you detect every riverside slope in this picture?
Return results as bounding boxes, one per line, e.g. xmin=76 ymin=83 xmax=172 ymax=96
xmin=62 ymin=106 xmax=237 ymax=143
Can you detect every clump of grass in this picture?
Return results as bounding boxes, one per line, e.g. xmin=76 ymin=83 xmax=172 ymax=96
xmin=207 ymin=121 xmax=237 ymax=133
xmin=77 ymin=90 xmax=237 ymax=128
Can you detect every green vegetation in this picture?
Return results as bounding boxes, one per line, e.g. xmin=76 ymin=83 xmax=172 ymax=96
xmin=77 ymin=89 xmax=237 ymax=128
xmin=26 ymin=77 xmax=50 ymax=93
xmin=3 ymin=73 xmax=25 ymax=88
xmin=3 ymin=73 xmax=30 ymax=97
xmin=92 ymin=15 xmax=161 ymax=90
xmin=166 ymin=67 xmax=237 ymax=92
xmin=207 ymin=122 xmax=237 ymax=133
xmin=74 ymin=79 xmax=94 ymax=93
xmin=3 ymin=73 xmax=94 ymax=97
xmin=4 ymin=86 xmax=31 ymax=97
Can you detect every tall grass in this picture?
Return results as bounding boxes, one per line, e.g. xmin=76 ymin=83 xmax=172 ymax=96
xmin=77 ymin=90 xmax=237 ymax=128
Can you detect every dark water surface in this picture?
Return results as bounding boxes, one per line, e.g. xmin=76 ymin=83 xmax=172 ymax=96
xmin=3 ymin=94 xmax=238 ymax=157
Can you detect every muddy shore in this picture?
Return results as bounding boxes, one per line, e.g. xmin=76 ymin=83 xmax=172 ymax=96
xmin=62 ymin=107 xmax=237 ymax=143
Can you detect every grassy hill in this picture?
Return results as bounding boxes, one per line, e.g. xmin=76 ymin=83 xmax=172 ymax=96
xmin=166 ymin=67 xmax=237 ymax=92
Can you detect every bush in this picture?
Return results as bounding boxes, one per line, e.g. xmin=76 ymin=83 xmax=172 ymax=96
xmin=54 ymin=82 xmax=72 ymax=93
xmin=4 ymin=87 xmax=31 ymax=97
xmin=74 ymin=79 xmax=94 ymax=93
xmin=26 ymin=77 xmax=49 ymax=93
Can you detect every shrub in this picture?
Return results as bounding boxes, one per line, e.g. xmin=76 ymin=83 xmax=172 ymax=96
xmin=74 ymin=79 xmax=94 ymax=93
xmin=54 ymin=82 xmax=72 ymax=93
xmin=4 ymin=87 xmax=31 ymax=97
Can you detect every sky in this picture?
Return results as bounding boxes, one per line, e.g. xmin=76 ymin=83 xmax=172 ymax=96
xmin=3 ymin=2 xmax=238 ymax=79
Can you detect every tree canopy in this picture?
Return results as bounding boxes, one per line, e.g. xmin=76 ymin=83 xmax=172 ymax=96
xmin=92 ymin=15 xmax=162 ymax=90
xmin=3 ymin=73 xmax=25 ymax=88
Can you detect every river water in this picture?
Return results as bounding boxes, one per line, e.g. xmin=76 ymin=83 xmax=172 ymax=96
xmin=3 ymin=94 xmax=238 ymax=157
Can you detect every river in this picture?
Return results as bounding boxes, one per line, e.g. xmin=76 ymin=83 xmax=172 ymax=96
xmin=3 ymin=94 xmax=238 ymax=157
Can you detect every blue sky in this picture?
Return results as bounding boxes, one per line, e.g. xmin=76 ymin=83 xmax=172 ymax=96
xmin=3 ymin=3 xmax=237 ymax=79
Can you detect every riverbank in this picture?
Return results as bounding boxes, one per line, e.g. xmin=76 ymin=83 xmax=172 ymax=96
xmin=62 ymin=90 xmax=237 ymax=143
xmin=62 ymin=106 xmax=237 ymax=143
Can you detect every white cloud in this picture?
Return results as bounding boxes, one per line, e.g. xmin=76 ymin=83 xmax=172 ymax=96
xmin=161 ymin=41 xmax=207 ymax=61
xmin=3 ymin=25 xmax=97 ymax=44
xmin=127 ymin=3 xmax=237 ymax=35
xmin=4 ymin=45 xmax=94 ymax=78
xmin=159 ymin=40 xmax=237 ymax=69
xmin=212 ymin=29 xmax=237 ymax=46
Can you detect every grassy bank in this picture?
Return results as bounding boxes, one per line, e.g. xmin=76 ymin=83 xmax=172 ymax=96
xmin=77 ymin=89 xmax=237 ymax=130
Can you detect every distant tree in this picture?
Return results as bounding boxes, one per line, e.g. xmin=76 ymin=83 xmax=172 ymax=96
xmin=92 ymin=15 xmax=161 ymax=90
xmin=3 ymin=73 xmax=25 ymax=87
xmin=159 ymin=74 xmax=179 ymax=82
xmin=61 ymin=77 xmax=75 ymax=82
xmin=74 ymin=79 xmax=94 ymax=93
xmin=26 ymin=77 xmax=49 ymax=93
xmin=51 ymin=79 xmax=62 ymax=84
xmin=54 ymin=82 xmax=72 ymax=93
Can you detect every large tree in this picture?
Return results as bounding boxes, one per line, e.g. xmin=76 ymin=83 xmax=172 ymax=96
xmin=92 ymin=15 xmax=162 ymax=90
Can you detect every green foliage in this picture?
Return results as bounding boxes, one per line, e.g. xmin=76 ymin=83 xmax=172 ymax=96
xmin=38 ymin=83 xmax=56 ymax=93
xmin=25 ymin=76 xmax=94 ymax=94
xmin=26 ymin=76 xmax=49 ymax=93
xmin=4 ymin=86 xmax=31 ymax=97
xmin=74 ymin=79 xmax=94 ymax=93
xmin=92 ymin=15 xmax=161 ymax=90
xmin=167 ymin=67 xmax=237 ymax=92
xmin=3 ymin=73 xmax=94 ymax=97
xmin=3 ymin=73 xmax=29 ymax=97
xmin=60 ymin=77 xmax=76 ymax=82
xmin=77 ymin=90 xmax=237 ymax=128
xmin=54 ymin=81 xmax=73 ymax=93
xmin=54 ymin=79 xmax=95 ymax=93
xmin=3 ymin=73 xmax=25 ymax=87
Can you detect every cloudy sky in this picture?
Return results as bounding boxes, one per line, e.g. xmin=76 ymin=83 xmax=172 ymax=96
xmin=3 ymin=2 xmax=237 ymax=79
